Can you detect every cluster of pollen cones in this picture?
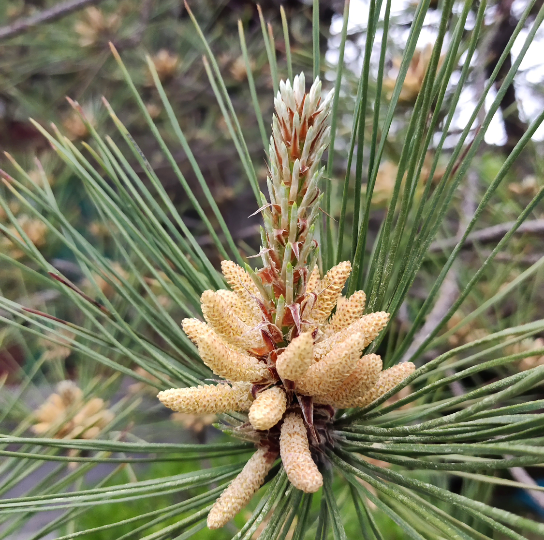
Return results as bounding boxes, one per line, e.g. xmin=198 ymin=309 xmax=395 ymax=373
xmin=158 ymin=261 xmax=414 ymax=529
xmin=157 ymin=73 xmax=415 ymax=529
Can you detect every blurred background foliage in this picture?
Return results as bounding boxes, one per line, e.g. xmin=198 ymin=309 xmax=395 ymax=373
xmin=0 ymin=0 xmax=544 ymax=538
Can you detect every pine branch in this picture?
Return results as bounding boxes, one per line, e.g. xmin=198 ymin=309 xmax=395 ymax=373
xmin=0 ymin=0 xmax=108 ymax=42
xmin=508 ymin=463 xmax=544 ymax=511
xmin=400 ymin=170 xmax=477 ymax=364
xmin=399 ymin=269 xmax=459 ymax=364
xmin=481 ymin=251 xmax=544 ymax=265
xmin=430 ymin=219 xmax=544 ymax=253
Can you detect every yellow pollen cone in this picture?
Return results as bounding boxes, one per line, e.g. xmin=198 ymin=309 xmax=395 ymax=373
xmin=276 ymin=332 xmax=314 ymax=381
xmin=280 ymin=413 xmax=323 ymax=493
xmin=306 ymin=265 xmax=320 ymax=294
xmin=296 ymin=333 xmax=364 ymax=396
xmin=221 ymin=260 xmax=263 ymax=323
xmin=248 ymin=387 xmax=287 ymax=430
xmin=310 ymin=261 xmax=351 ymax=322
xmin=207 ymin=447 xmax=277 ymax=529
xmin=201 ymin=290 xmax=265 ymax=351
xmin=353 ymin=362 xmax=416 ymax=408
xmin=314 ymin=312 xmax=389 ymax=361
xmin=157 ymin=382 xmax=254 ymax=414
xmin=215 ymin=289 xmax=261 ymax=326
xmin=181 ymin=318 xmax=211 ymax=344
xmin=198 ymin=331 xmax=270 ymax=382
xmin=314 ymin=354 xmax=383 ymax=408
xmin=221 ymin=260 xmax=260 ymax=298
xmin=327 ymin=290 xmax=366 ymax=335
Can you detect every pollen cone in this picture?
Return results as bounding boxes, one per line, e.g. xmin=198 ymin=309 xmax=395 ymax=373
xmin=314 ymin=312 xmax=389 ymax=361
xmin=198 ymin=331 xmax=270 ymax=382
xmin=201 ymin=290 xmax=265 ymax=351
xmin=314 ymin=354 xmax=382 ymax=408
xmin=248 ymin=387 xmax=287 ymax=430
xmin=181 ymin=318 xmax=210 ymax=344
xmin=306 ymin=265 xmax=320 ymax=294
xmin=207 ymin=447 xmax=278 ymax=529
xmin=276 ymin=332 xmax=314 ymax=382
xmin=296 ymin=333 xmax=364 ymax=396
xmin=221 ymin=261 xmax=263 ymax=323
xmin=310 ymin=261 xmax=351 ymax=322
xmin=157 ymin=382 xmax=253 ymax=414
xmin=353 ymin=362 xmax=416 ymax=408
xmin=327 ymin=290 xmax=366 ymax=335
xmin=280 ymin=413 xmax=322 ymax=493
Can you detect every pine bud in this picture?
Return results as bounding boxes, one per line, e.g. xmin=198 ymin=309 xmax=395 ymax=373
xmin=198 ymin=331 xmax=270 ymax=382
xmin=207 ymin=447 xmax=278 ymax=529
xmin=262 ymin=74 xmax=333 ymax=302
xmin=353 ymin=362 xmax=415 ymax=408
xmin=314 ymin=312 xmax=389 ymax=361
xmin=157 ymin=382 xmax=253 ymax=414
xmin=248 ymin=387 xmax=287 ymax=430
xmin=327 ymin=290 xmax=366 ymax=335
xmin=314 ymin=354 xmax=382 ymax=408
xmin=296 ymin=333 xmax=364 ymax=397
xmin=280 ymin=413 xmax=323 ymax=493
xmin=310 ymin=261 xmax=352 ymax=322
xmin=276 ymin=332 xmax=314 ymax=381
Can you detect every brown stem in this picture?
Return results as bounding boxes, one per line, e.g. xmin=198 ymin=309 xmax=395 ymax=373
xmin=0 ymin=0 xmax=109 ymax=42
xmin=485 ymin=0 xmax=528 ymax=152
xmin=429 ymin=219 xmax=544 ymax=253
xmin=399 ymin=270 xmax=459 ymax=364
xmin=507 ymin=460 xmax=544 ymax=511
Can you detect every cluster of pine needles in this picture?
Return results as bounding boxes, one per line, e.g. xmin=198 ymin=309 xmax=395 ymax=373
xmin=0 ymin=0 xmax=544 ymax=539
